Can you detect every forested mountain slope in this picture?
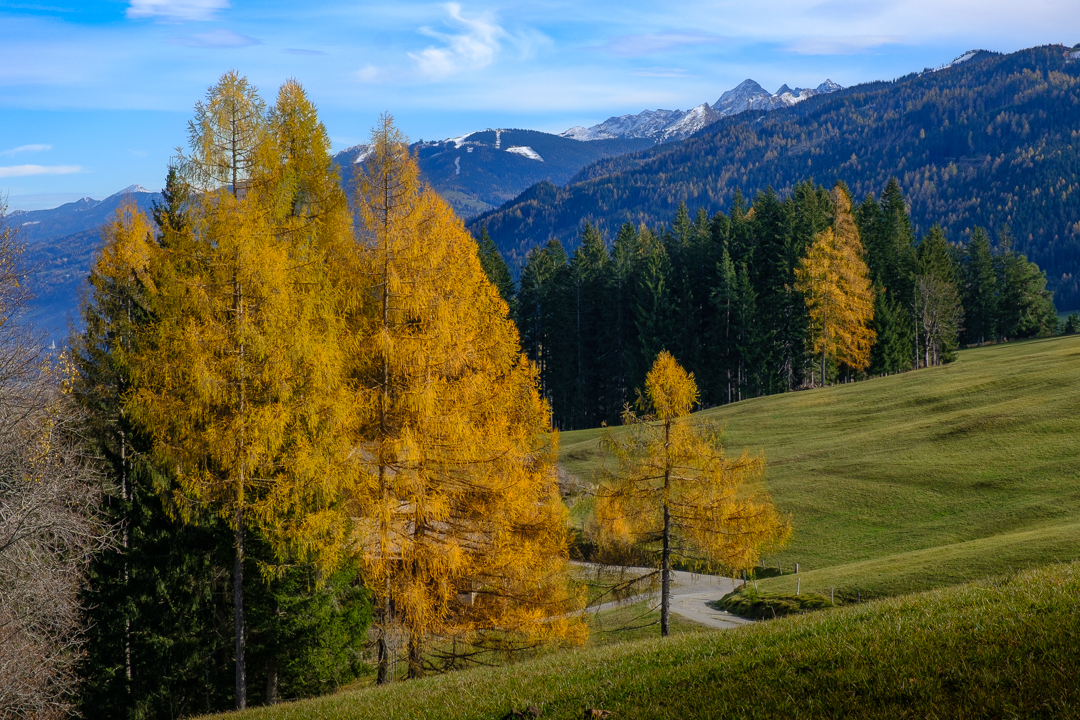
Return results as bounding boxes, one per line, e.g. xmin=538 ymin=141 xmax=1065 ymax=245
xmin=472 ymin=45 xmax=1080 ymax=309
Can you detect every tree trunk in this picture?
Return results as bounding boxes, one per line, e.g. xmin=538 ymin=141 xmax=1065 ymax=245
xmin=661 ymin=418 xmax=672 ymax=638
xmin=265 ymin=657 xmax=278 ymax=705
xmin=376 ymin=636 xmax=389 ymax=684
xmin=407 ymin=634 xmax=424 ymax=679
xmin=234 ymin=510 xmax=246 ymax=709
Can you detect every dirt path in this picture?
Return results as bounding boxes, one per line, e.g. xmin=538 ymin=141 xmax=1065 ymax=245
xmin=576 ymin=563 xmax=752 ymax=631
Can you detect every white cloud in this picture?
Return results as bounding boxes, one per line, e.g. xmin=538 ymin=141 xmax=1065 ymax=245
xmin=0 ymin=144 xmax=51 ymax=156
xmin=178 ymin=29 xmax=261 ymax=48
xmin=408 ymin=3 xmax=506 ymax=79
xmin=127 ymin=0 xmax=229 ymax=22
xmin=0 ymin=165 xmax=82 ymax=178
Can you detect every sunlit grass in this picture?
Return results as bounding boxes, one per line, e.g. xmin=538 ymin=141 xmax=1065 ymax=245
xmin=213 ymin=562 xmax=1080 ymax=719
xmin=561 ymin=334 xmax=1080 ymax=600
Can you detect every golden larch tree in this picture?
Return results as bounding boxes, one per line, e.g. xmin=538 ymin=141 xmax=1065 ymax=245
xmin=127 ymin=74 xmax=352 ymax=709
xmin=794 ymin=186 xmax=876 ymax=384
xmin=593 ymin=351 xmax=791 ymax=636
xmin=347 ymin=115 xmax=583 ymax=682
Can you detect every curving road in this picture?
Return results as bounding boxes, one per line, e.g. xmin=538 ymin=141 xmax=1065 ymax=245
xmin=576 ymin=563 xmax=753 ymax=631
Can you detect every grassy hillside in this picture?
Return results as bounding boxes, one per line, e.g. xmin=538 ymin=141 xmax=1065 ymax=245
xmin=559 ymin=335 xmax=1080 ymax=600
xmin=209 ymin=562 xmax=1080 ymax=719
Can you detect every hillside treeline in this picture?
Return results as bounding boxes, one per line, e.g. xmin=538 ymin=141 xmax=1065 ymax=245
xmin=479 ymin=178 xmax=1056 ymax=430
xmin=473 ymin=45 xmax=1080 ymax=310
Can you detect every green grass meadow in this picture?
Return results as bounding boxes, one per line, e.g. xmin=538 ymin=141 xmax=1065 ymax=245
xmin=205 ymin=336 xmax=1080 ymax=718
xmin=561 ymin=334 xmax=1080 ymax=600
xmin=217 ymin=562 xmax=1080 ymax=719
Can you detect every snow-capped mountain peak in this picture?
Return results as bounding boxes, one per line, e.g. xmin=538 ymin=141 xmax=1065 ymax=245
xmin=713 ymin=79 xmax=773 ymax=116
xmin=108 ymin=184 xmax=153 ymax=199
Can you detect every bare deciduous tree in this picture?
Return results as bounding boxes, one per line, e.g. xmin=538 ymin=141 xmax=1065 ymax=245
xmin=0 ymin=205 xmax=111 ymax=719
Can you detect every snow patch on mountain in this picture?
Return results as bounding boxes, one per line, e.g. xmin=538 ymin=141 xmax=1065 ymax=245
xmin=947 ymin=51 xmax=977 ymax=67
xmin=448 ymin=132 xmax=474 ymax=149
xmin=339 ymin=143 xmax=373 ymax=163
xmin=503 ymin=144 xmax=540 ymax=160
xmin=561 ymin=126 xmax=592 ymax=141
xmin=560 ymin=108 xmax=688 ymax=142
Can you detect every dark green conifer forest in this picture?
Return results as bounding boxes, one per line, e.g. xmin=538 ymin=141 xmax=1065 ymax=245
xmin=484 ymin=178 xmax=1057 ymax=430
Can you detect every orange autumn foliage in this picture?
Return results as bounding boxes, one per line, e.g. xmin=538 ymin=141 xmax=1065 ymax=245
xmin=794 ymin=186 xmax=876 ymax=382
xmin=345 ymin=115 xmax=585 ymax=680
xmin=593 ymin=351 xmax=791 ymax=636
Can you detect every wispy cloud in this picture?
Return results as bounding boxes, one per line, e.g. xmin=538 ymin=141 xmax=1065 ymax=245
xmin=0 ymin=165 xmax=82 ymax=178
xmin=597 ymin=32 xmax=728 ymax=58
xmin=127 ymin=0 xmax=229 ymax=22
xmin=632 ymin=67 xmax=692 ymax=78
xmin=785 ymin=35 xmax=900 ymax=55
xmin=408 ymin=3 xmax=506 ymax=79
xmin=354 ymin=64 xmax=382 ymax=83
xmin=0 ymin=144 xmax=52 ymax=156
xmin=177 ymin=29 xmax=261 ymax=48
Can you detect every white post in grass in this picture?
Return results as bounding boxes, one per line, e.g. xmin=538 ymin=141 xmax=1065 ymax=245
xmin=796 ymin=577 xmax=801 ymax=596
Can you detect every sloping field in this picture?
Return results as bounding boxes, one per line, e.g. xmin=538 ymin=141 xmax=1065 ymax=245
xmin=559 ymin=335 xmax=1080 ymax=599
xmin=214 ymin=562 xmax=1080 ymax=719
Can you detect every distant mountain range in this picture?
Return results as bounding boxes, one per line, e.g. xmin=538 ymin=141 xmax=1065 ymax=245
xmin=333 ymin=77 xmax=840 ymax=219
xmin=10 ymin=185 xmax=159 ymax=244
xmin=10 ymin=186 xmax=162 ymax=341
xmin=561 ymin=79 xmax=842 ymax=143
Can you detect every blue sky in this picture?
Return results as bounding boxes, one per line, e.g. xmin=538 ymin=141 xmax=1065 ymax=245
xmin=2 ymin=0 xmax=1078 ymax=210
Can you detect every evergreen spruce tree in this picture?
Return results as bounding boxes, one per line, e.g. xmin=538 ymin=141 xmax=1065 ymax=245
xmin=994 ymin=228 xmax=1057 ymax=339
xmin=962 ymin=227 xmax=998 ymax=345
xmin=74 ymin=201 xmax=236 ymax=719
xmin=710 ymin=247 xmax=739 ymax=403
xmin=517 ymin=240 xmax=571 ymax=424
xmin=631 ymin=227 xmax=675 ymax=395
xmin=475 ymin=226 xmax=515 ymax=313
xmin=606 ymin=223 xmax=639 ymax=419
xmin=568 ymin=222 xmax=611 ymax=429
